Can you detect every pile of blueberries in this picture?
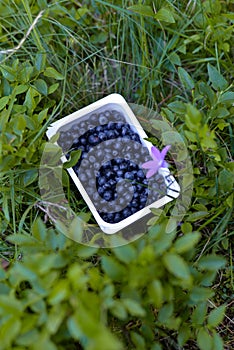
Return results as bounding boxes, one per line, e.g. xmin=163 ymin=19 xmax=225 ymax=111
xmin=58 ymin=109 xmax=166 ymax=224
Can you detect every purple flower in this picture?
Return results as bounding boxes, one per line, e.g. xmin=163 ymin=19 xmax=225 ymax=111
xmin=142 ymin=145 xmax=171 ymax=178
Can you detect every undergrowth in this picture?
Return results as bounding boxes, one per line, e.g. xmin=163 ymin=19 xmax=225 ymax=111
xmin=0 ymin=1 xmax=233 ymax=349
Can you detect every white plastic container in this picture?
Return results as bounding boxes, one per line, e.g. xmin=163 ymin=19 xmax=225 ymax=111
xmin=46 ymin=94 xmax=180 ymax=234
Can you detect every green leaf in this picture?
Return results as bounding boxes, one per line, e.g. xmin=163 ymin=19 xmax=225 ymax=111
xmin=213 ymin=331 xmax=224 ymax=350
xmin=110 ymin=300 xmax=127 ymax=320
xmin=148 ymin=280 xmax=163 ymax=308
xmin=63 ymin=149 xmax=82 ymax=168
xmin=130 ymin=331 xmax=145 ymax=348
xmin=168 ymin=101 xmax=186 ymax=114
xmin=207 ymin=305 xmax=226 ymax=328
xmin=0 ymin=96 xmax=9 ymax=110
xmin=128 ymin=4 xmax=154 ymax=17
xmin=35 ymin=52 xmax=46 ymax=72
xmin=101 ymin=256 xmax=125 ymax=281
xmin=48 ymin=83 xmax=59 ymax=94
xmin=32 ymin=218 xmax=47 ymax=241
xmin=122 ymin=299 xmax=146 ymax=317
xmin=158 ymin=303 xmax=173 ymax=323
xmin=174 ymin=232 xmax=200 ymax=253
xmin=198 ymin=255 xmax=226 ymax=271
xmin=187 ymin=211 xmax=209 ymax=222
xmin=207 ymin=64 xmax=228 ymax=91
xmin=113 ymin=244 xmax=137 ymax=264
xmin=219 ymin=169 xmax=233 ymax=192
xmin=185 ymin=104 xmax=202 ymax=131
xmin=155 ymin=7 xmax=175 ymax=23
xmin=219 ymin=91 xmax=234 ymax=104
xmin=0 ymin=316 xmax=21 ymax=348
xmin=23 ymin=169 xmax=38 ymax=187
xmin=48 ymin=279 xmax=69 ymax=305
xmin=178 ymin=67 xmax=195 ymax=90
xmin=190 ymin=287 xmax=214 ymax=303
xmin=197 ymin=329 xmax=213 ymax=350
xmin=191 ymin=302 xmax=207 ymax=325
xmin=14 ymin=84 xmax=28 ymax=95
xmin=44 ymin=67 xmax=64 ymax=80
xmin=33 ymin=79 xmax=48 ymax=96
xmin=177 ymin=326 xmax=191 ymax=346
xmin=163 ymin=253 xmax=190 ymax=280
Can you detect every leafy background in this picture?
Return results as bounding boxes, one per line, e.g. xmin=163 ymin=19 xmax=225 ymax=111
xmin=0 ymin=0 xmax=233 ymax=349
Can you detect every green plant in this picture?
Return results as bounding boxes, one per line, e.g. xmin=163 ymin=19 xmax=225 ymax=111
xmin=0 ymin=0 xmax=233 ymax=349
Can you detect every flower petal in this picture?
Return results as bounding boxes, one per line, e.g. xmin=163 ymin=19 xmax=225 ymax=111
xmin=146 ymin=168 xmax=157 ymax=178
xmin=161 ymin=160 xmax=168 ymax=168
xmin=151 ymin=146 xmax=161 ymax=161
xmin=141 ymin=160 xmax=157 ymax=169
xmin=160 ymin=145 xmax=171 ymax=160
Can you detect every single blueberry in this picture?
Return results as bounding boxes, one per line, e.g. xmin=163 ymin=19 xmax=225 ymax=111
xmin=103 ymin=190 xmax=113 ymax=201
xmin=106 ymin=171 xmax=114 ymax=179
xmin=137 ymin=170 xmax=145 ymax=179
xmin=98 ymin=187 xmax=105 ymax=196
xmin=114 ymin=213 xmax=122 ymax=223
xmin=98 ymin=132 xmax=107 ymax=141
xmin=88 ymin=134 xmax=99 ymax=145
xmin=117 ymin=170 xmax=123 ymax=177
xmin=96 ymin=125 xmax=103 ymax=133
xmin=98 ymin=176 xmax=106 ymax=186
xmin=79 ymin=137 xmax=86 ymax=145
xmin=106 ymin=130 xmax=116 ymax=138
xmin=123 ymin=207 xmax=131 ymax=217
xmin=125 ymin=172 xmax=134 ymax=180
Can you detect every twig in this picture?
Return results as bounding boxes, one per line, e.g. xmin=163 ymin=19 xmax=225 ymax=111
xmin=0 ymin=10 xmax=44 ymax=55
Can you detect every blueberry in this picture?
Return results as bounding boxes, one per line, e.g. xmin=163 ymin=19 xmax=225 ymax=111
xmin=131 ymin=207 xmax=138 ymax=214
xmin=103 ymin=190 xmax=112 ymax=201
xmin=80 ymin=137 xmax=86 ymax=145
xmin=131 ymin=199 xmax=138 ymax=207
xmin=113 ymin=165 xmax=119 ymax=172
xmin=106 ymin=171 xmax=114 ymax=179
xmin=117 ymin=170 xmax=123 ymax=177
xmin=98 ymin=187 xmax=105 ymax=196
xmin=121 ymin=126 xmax=129 ymax=136
xmin=109 ymin=179 xmax=116 ymax=186
xmin=88 ymin=134 xmax=99 ymax=145
xmin=140 ymin=196 xmax=147 ymax=204
xmin=106 ymin=130 xmax=116 ymax=138
xmin=107 ymin=121 xmax=115 ymax=129
xmin=123 ymin=208 xmax=131 ymax=217
xmin=103 ymin=183 xmax=111 ymax=190
xmin=98 ymin=132 xmax=107 ymax=141
xmin=125 ymin=172 xmax=134 ymax=180
xmin=120 ymin=163 xmax=127 ymax=170
xmin=98 ymin=176 xmax=106 ymax=186
xmin=137 ymin=170 xmax=144 ymax=179
xmin=114 ymin=213 xmax=122 ymax=223
xmin=112 ymin=158 xmax=120 ymax=165
xmin=96 ymin=125 xmax=103 ymax=132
